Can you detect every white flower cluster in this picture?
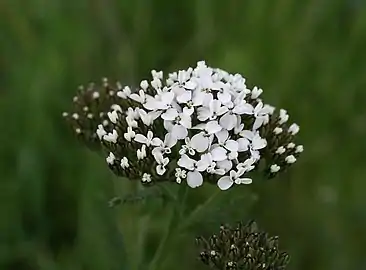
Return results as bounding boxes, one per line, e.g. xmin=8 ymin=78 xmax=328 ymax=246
xmin=96 ymin=61 xmax=302 ymax=190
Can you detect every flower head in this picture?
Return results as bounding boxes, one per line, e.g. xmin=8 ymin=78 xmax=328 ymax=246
xmin=196 ymin=221 xmax=290 ymax=270
xmin=65 ymin=61 xmax=303 ymax=188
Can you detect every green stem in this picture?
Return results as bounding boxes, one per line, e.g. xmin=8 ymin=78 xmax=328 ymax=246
xmin=177 ymin=188 xmax=221 ymax=232
xmin=147 ymin=184 xmax=188 ymax=270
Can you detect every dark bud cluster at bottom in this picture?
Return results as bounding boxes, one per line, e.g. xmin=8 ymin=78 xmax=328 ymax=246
xmin=196 ymin=221 xmax=290 ymax=270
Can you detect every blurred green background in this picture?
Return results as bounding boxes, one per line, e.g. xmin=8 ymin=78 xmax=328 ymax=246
xmin=1 ymin=0 xmax=366 ymax=269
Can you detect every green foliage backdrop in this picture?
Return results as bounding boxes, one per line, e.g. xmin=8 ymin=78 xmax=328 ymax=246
xmin=1 ymin=0 xmax=366 ymax=269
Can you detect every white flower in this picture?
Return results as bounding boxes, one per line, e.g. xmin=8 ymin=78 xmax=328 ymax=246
xmin=144 ymin=91 xmax=175 ymax=110
xmin=276 ymin=146 xmax=286 ymax=155
xmin=104 ymin=129 xmax=118 ymax=143
xmin=155 ymin=153 xmax=169 ymax=175
xmin=239 ymin=130 xmax=267 ymax=159
xmin=177 ymin=154 xmax=212 ymax=188
xmin=288 ymin=123 xmax=300 ymax=135
xmin=270 ymin=164 xmax=280 ymax=173
xmin=92 ymin=91 xmax=100 ymax=99
xmin=106 ymin=152 xmax=115 ymax=164
xmin=151 ymin=70 xmax=163 ymax=80
xmin=217 ymin=169 xmax=252 ymax=190
xmin=252 ymin=101 xmax=272 ymax=130
xmin=126 ymin=116 xmax=138 ymax=128
xmin=124 ymin=127 xmax=136 ymax=141
xmin=96 ymin=124 xmax=107 ymax=139
xmin=273 ymin=127 xmax=283 ymax=134
xmin=285 ymin=155 xmax=297 ymax=164
xmin=137 ymin=145 xmax=147 ymax=160
xmin=142 ymin=173 xmax=152 ymax=183
xmin=215 ymin=130 xmax=239 ymax=159
xmin=179 ymin=137 xmax=197 ymax=155
xmin=197 ymin=100 xmax=228 ymax=121
xmin=117 ymin=86 xmax=131 ymax=99
xmin=130 ymin=90 xmax=147 ymax=104
xmin=237 ymin=157 xmax=256 ymax=173
xmin=251 ymin=86 xmax=263 ymax=99
xmin=295 ymin=145 xmax=304 ymax=153
xmin=134 ymin=131 xmax=163 ymax=147
xmin=72 ymin=113 xmax=79 ymax=120
xmin=231 ymin=92 xmax=253 ymax=115
xmin=152 ymin=133 xmax=177 ymax=157
xmin=111 ymin=104 xmax=122 ymax=112
xmin=151 ymin=77 xmax=162 ymax=90
xmin=120 ymin=157 xmax=129 ymax=169
xmin=162 ymin=107 xmax=192 ymax=139
xmin=138 ymin=108 xmax=161 ymax=126
xmin=126 ymin=107 xmax=140 ymax=120
xmin=206 ymin=162 xmax=226 ymax=175
xmin=140 ymin=80 xmax=149 ymax=90
xmin=175 ymin=168 xmax=187 ymax=184
xmin=279 ymin=109 xmax=289 ymax=124
xmin=107 ymin=110 xmax=118 ymax=124
xmin=287 ymin=142 xmax=296 ymax=149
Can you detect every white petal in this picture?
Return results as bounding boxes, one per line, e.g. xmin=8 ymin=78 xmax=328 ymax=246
xmin=164 ymin=133 xmax=177 ymax=148
xmin=211 ymin=147 xmax=227 ymax=161
xmin=171 ymin=125 xmax=188 ymax=140
xmin=252 ymin=135 xmax=267 ymax=150
xmin=177 ymin=154 xmax=195 ymax=170
xmin=225 ymin=140 xmax=239 ymax=152
xmin=161 ymin=108 xmax=178 ymax=121
xmin=185 ymin=80 xmax=197 ymax=90
xmin=134 ymin=134 xmax=148 ymax=144
xmin=163 ymin=120 xmax=174 ymax=132
xmin=192 ymin=91 xmax=205 ymax=106
xmin=144 ymin=99 xmax=163 ymax=110
xmin=218 ymin=91 xmax=231 ymax=104
xmin=179 ymin=114 xmax=192 ymax=128
xmin=187 ymin=171 xmax=203 ymax=188
xmin=147 ymin=131 xmax=154 ymax=141
xmin=217 ymin=160 xmax=233 ymax=171
xmin=210 ymin=100 xmax=221 ymax=112
xmin=217 ymin=176 xmax=233 ymax=190
xmin=190 ymin=133 xmax=209 ymax=153
xmin=183 ymin=106 xmax=194 ymax=116
xmin=177 ymin=90 xmax=192 ymax=103
xmin=233 ymin=103 xmax=254 ymax=115
xmin=197 ymin=107 xmax=211 ymax=121
xmin=240 ymin=130 xmax=254 ymax=140
xmin=206 ymin=120 xmax=222 ymax=134
xmin=253 ymin=116 xmax=266 ymax=130
xmin=151 ymin=137 xmax=163 ymax=146
xmin=196 ymin=155 xmax=211 ymax=171
xmin=215 ymin=130 xmax=229 ymax=144
xmin=217 ymin=106 xmax=229 ymax=116
xmin=161 ymin=91 xmax=175 ymax=105
xmin=219 ymin=113 xmax=237 ymax=131
xmin=156 ymin=165 xmax=166 ymax=175
xmin=237 ymin=138 xmax=250 ymax=152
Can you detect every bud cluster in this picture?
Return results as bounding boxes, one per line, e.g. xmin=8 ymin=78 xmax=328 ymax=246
xmin=63 ymin=61 xmax=303 ymax=189
xmin=196 ymin=221 xmax=290 ymax=270
xmin=62 ymin=79 xmax=119 ymax=150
